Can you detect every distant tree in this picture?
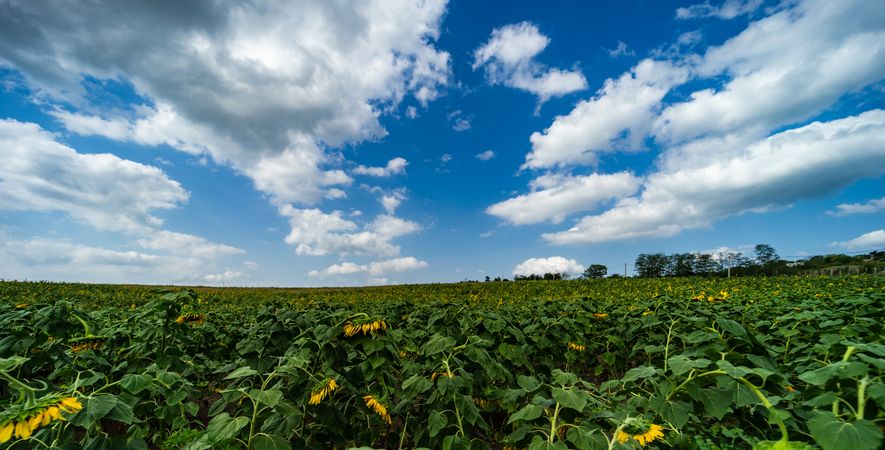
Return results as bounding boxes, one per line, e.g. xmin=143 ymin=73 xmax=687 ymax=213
xmin=484 ymin=276 xmax=491 ymax=282
xmin=670 ymin=253 xmax=696 ymax=277
xmin=635 ymin=253 xmax=669 ymax=277
xmin=582 ymin=264 xmax=608 ymax=279
xmin=693 ymin=253 xmax=720 ymax=275
xmin=754 ymin=244 xmax=780 ymax=266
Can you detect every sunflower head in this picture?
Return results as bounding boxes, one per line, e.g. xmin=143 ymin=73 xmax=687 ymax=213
xmin=592 ymin=313 xmax=608 ymax=319
xmin=363 ymin=394 xmax=392 ymax=424
xmin=343 ymin=317 xmax=388 ymax=337
xmin=0 ymin=394 xmax=82 ymax=443
xmin=175 ymin=312 xmax=207 ymax=325
xmin=308 ymin=377 xmax=339 ymax=405
xmin=69 ymin=336 xmax=107 ymax=353
xmin=567 ymin=342 xmax=586 ymax=352
xmin=616 ymin=418 xmax=664 ymax=447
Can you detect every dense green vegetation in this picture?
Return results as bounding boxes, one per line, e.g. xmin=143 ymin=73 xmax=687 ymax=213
xmin=1 ymin=276 xmax=883 ymax=449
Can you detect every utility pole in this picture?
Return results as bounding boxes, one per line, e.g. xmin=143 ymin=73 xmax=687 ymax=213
xmin=624 ymin=263 xmax=628 ymax=277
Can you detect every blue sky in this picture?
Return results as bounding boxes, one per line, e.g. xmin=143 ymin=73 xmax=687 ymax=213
xmin=0 ymin=0 xmax=883 ymax=286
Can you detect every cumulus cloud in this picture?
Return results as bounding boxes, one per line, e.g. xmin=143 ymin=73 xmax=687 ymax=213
xmin=607 ymin=41 xmax=635 ymax=58
xmin=832 ymin=229 xmax=885 ymax=250
xmin=448 ymin=110 xmax=472 ymax=132
xmin=135 ymin=230 xmax=245 ymax=258
xmin=512 ymin=257 xmax=584 ymax=277
xmin=676 ymin=0 xmax=764 ymax=20
xmin=203 ymin=271 xmax=246 ymax=283
xmin=543 ymin=111 xmax=885 ymax=244
xmin=0 ymin=119 xmax=188 ymax=233
xmin=524 ymin=59 xmax=688 ymax=169
xmin=0 ymin=0 xmax=449 ymax=255
xmin=308 ymin=256 xmax=427 ymax=277
xmin=353 ymin=157 xmax=409 ymax=177
xmin=380 ymin=189 xmax=408 ymax=214
xmin=280 ymin=205 xmax=420 ymax=257
xmin=473 ymin=22 xmax=587 ymax=104
xmin=487 ymin=172 xmax=643 ymax=225
xmin=827 ymin=196 xmax=885 ymax=217
xmin=0 ymin=235 xmax=214 ymax=284
xmin=494 ymin=0 xmax=885 ymax=246
xmin=475 ymin=150 xmax=496 ymax=161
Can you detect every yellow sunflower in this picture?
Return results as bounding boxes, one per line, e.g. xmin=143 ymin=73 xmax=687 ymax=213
xmin=363 ymin=395 xmax=392 ymax=424
xmin=175 ymin=312 xmax=207 ymax=325
xmin=567 ymin=342 xmax=586 ymax=352
xmin=616 ymin=422 xmax=664 ymax=447
xmin=343 ymin=318 xmax=387 ymax=337
xmin=308 ymin=378 xmax=339 ymax=405
xmin=592 ymin=313 xmax=609 ymax=319
xmin=0 ymin=396 xmax=82 ymax=443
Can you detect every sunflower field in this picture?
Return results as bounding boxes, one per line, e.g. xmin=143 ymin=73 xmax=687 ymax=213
xmin=0 ymin=276 xmax=883 ymax=450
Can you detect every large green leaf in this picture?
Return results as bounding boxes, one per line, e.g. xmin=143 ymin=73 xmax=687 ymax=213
xmin=508 ymin=404 xmax=544 ymax=424
xmin=205 ymin=413 xmax=249 ymax=443
xmin=252 ymin=434 xmax=292 ymax=450
xmin=120 ymin=373 xmax=153 ymax=394
xmin=808 ymin=412 xmax=882 ymax=450
xmin=552 ymin=387 xmax=587 ymax=412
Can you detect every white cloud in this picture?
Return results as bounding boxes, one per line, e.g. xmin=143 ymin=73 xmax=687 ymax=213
xmin=475 ymin=150 xmax=496 ymax=161
xmin=473 ymin=22 xmax=587 ymax=103
xmin=512 ymin=256 xmax=584 ymax=277
xmin=832 ymin=229 xmax=885 ymax=250
xmin=0 ymin=119 xmax=187 ymax=233
xmin=308 ymin=256 xmax=427 ymax=277
xmin=380 ymin=189 xmax=407 ymax=214
xmin=676 ymin=0 xmax=763 ymax=20
xmin=607 ymin=41 xmax=635 ymax=58
xmin=0 ymin=236 xmax=214 ymax=284
xmin=524 ymin=59 xmax=688 ymax=169
xmin=135 ymin=230 xmax=245 ymax=258
xmin=280 ymin=205 xmax=420 ymax=257
xmin=543 ymin=110 xmax=885 ymax=244
xmin=448 ymin=110 xmax=472 ymax=132
xmin=656 ymin=0 xmax=885 ymax=148
xmin=203 ymin=271 xmax=246 ymax=283
xmin=487 ymin=172 xmax=643 ymax=225
xmin=828 ymin=196 xmax=885 ymax=217
xmin=406 ymin=106 xmax=418 ymax=119
xmin=440 ymin=153 xmax=453 ymax=164
xmin=367 ymin=277 xmax=389 ymax=285
xmin=353 ymin=157 xmax=409 ymax=177
xmin=0 ymin=0 xmax=449 ymax=215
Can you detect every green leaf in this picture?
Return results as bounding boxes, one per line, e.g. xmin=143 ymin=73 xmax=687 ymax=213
xmin=423 ymin=334 xmax=456 ymax=356
xmin=552 ymin=387 xmax=587 ymax=412
xmin=552 ymin=369 xmax=578 ymax=386
xmin=454 ymin=395 xmax=480 ymax=425
xmin=428 ymin=410 xmax=447 ymax=437
xmin=508 ymin=404 xmax=544 ymax=424
xmin=566 ymin=428 xmax=608 ymax=450
xmin=693 ymin=387 xmax=733 ymax=420
xmin=224 ymin=366 xmax=258 ymax=380
xmin=251 ymin=388 xmax=283 ymax=407
xmin=205 ymin=413 xmax=249 ymax=443
xmin=667 ymin=355 xmax=712 ymax=376
xmin=120 ymin=373 xmax=153 ymax=394
xmin=74 ymin=394 xmax=118 ymax=427
xmin=808 ymin=412 xmax=882 ymax=450
xmin=717 ymin=319 xmax=747 ymax=337
xmin=104 ymin=401 xmax=136 ymax=424
xmin=528 ymin=435 xmax=568 ymax=450
xmin=753 ymin=440 xmax=816 ymax=450
xmin=252 ymin=434 xmax=292 ymax=450
xmin=517 ymin=375 xmax=541 ymax=392
xmin=621 ymin=365 xmax=659 ymax=382
xmin=798 ymin=361 xmax=867 ymax=386
xmin=649 ymin=396 xmax=690 ymax=428
xmin=716 ymin=360 xmax=752 ymax=378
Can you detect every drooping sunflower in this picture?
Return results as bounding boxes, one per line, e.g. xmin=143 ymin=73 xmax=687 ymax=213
xmin=343 ymin=318 xmax=387 ymax=337
xmin=0 ymin=395 xmax=82 ymax=443
xmin=363 ymin=394 xmax=392 ymax=424
xmin=308 ymin=378 xmax=339 ymax=405
xmin=431 ymin=371 xmax=451 ymax=381
xmin=615 ymin=422 xmax=664 ymax=447
xmin=592 ymin=313 xmax=609 ymax=319
xmin=175 ymin=312 xmax=207 ymax=326
xmin=69 ymin=336 xmax=107 ymax=353
xmin=567 ymin=342 xmax=586 ymax=352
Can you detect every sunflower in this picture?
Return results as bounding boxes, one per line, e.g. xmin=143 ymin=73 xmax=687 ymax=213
xmin=431 ymin=371 xmax=451 ymax=381
xmin=615 ymin=422 xmax=664 ymax=447
xmin=592 ymin=313 xmax=608 ymax=319
xmin=69 ymin=336 xmax=107 ymax=353
xmin=363 ymin=394 xmax=392 ymax=424
xmin=343 ymin=318 xmax=387 ymax=337
xmin=175 ymin=312 xmax=207 ymax=325
xmin=567 ymin=342 xmax=586 ymax=352
xmin=0 ymin=396 xmax=82 ymax=443
xmin=308 ymin=378 xmax=339 ymax=405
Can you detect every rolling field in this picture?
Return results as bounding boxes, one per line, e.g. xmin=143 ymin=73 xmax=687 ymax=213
xmin=1 ymin=276 xmax=883 ymax=449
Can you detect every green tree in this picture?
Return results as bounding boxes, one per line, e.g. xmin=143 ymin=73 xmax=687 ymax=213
xmin=582 ymin=264 xmax=608 ymax=279
xmin=635 ymin=253 xmax=669 ymax=277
